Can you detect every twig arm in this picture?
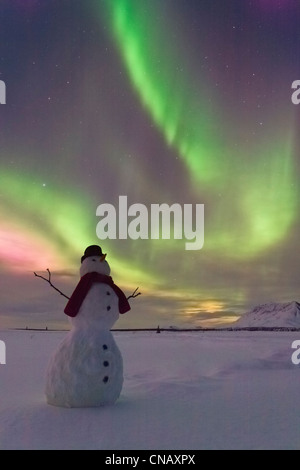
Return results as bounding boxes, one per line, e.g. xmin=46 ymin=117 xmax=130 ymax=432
xmin=33 ymin=270 xmax=70 ymax=300
xmin=127 ymin=287 xmax=141 ymax=301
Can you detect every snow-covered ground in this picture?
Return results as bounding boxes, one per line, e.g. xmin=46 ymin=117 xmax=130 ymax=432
xmin=0 ymin=329 xmax=300 ymax=450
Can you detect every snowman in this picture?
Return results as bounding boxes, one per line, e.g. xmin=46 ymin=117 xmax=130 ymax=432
xmin=45 ymin=245 xmax=131 ymax=407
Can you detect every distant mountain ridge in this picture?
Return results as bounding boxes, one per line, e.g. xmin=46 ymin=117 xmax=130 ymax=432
xmin=234 ymin=301 xmax=300 ymax=328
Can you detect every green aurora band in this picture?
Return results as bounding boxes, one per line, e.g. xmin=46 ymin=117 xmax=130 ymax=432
xmin=99 ymin=0 xmax=224 ymax=185
xmin=0 ymin=168 xmax=157 ymax=287
xmin=98 ymin=0 xmax=298 ymax=259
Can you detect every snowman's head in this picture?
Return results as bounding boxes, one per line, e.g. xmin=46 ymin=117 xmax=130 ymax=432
xmin=69 ymin=245 xmax=119 ymax=330
xmin=72 ymin=255 xmax=119 ymax=330
xmin=80 ymin=254 xmax=111 ymax=278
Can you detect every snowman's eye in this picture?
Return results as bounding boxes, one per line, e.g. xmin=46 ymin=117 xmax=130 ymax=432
xmin=92 ymin=258 xmax=96 ymax=262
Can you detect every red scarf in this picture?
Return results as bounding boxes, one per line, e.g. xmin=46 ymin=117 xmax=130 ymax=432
xmin=64 ymin=272 xmax=131 ymax=317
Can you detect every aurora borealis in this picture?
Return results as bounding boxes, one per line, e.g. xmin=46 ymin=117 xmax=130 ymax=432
xmin=0 ymin=0 xmax=299 ymax=329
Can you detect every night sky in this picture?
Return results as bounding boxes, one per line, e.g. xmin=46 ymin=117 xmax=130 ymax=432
xmin=0 ymin=0 xmax=299 ymax=329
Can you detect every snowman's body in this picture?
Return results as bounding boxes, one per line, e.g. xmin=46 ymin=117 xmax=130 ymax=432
xmin=45 ymin=253 xmax=125 ymax=407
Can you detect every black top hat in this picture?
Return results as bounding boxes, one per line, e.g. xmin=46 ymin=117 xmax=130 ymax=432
xmin=81 ymin=245 xmax=103 ymax=263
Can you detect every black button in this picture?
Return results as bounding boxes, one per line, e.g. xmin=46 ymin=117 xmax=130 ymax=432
xmin=106 ymin=291 xmax=110 ymax=295
xmin=103 ymin=361 xmax=109 ymax=367
xmin=107 ymin=306 xmax=111 ymax=311
xmin=103 ymin=376 xmax=109 ymax=383
xmin=103 ymin=344 xmax=108 ymax=350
